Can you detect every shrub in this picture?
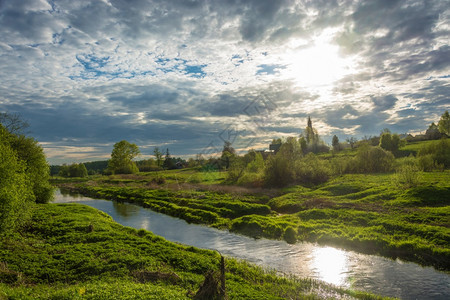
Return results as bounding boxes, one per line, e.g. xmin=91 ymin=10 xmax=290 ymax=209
xmin=395 ymin=164 xmax=422 ymax=188
xmin=353 ymin=145 xmax=394 ymax=173
xmin=264 ymin=154 xmax=295 ymax=187
xmin=417 ymin=139 xmax=450 ymax=170
xmin=283 ymin=227 xmax=297 ymax=244
xmin=295 ymin=153 xmax=331 ymax=184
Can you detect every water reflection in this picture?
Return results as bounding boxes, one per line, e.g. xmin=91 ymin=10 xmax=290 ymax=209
xmin=112 ymin=201 xmax=139 ymax=218
xmin=52 ymin=190 xmax=450 ymax=299
xmin=311 ymin=247 xmax=349 ymax=286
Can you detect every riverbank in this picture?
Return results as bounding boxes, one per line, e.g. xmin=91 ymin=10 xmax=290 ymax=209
xmin=54 ymin=169 xmax=450 ymax=271
xmin=0 ymin=203 xmax=386 ymax=299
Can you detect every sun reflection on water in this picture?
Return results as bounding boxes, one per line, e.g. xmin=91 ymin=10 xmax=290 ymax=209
xmin=311 ymin=246 xmax=349 ymax=286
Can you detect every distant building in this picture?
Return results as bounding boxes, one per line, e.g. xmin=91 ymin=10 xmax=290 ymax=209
xmin=269 ymin=143 xmax=281 ymax=153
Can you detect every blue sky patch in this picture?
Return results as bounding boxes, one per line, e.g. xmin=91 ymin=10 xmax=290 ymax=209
xmin=256 ymin=64 xmax=285 ymax=75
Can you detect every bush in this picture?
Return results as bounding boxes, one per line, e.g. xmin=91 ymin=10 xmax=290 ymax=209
xmin=295 ymin=153 xmax=331 ymax=184
xmin=283 ymin=227 xmax=297 ymax=244
xmin=417 ymin=139 xmax=450 ymax=170
xmin=264 ymin=154 xmax=295 ymax=187
xmin=395 ymin=164 xmax=422 ymax=188
xmin=352 ymin=145 xmax=394 ymax=173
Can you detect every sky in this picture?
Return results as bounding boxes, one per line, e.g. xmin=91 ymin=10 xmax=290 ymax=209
xmin=0 ymin=0 xmax=449 ymax=164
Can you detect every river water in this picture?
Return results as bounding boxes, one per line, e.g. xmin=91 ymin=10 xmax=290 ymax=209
xmin=53 ymin=190 xmax=449 ymax=299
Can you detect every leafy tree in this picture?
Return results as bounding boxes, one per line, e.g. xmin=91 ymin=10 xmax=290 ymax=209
xmin=221 ymin=141 xmax=236 ymax=170
xmin=136 ymin=158 xmax=158 ymax=172
xmin=304 ymin=116 xmax=318 ymax=145
xmin=163 ymin=148 xmax=175 ymax=170
xmin=438 ymin=111 xmax=449 ymax=135
xmin=353 ymin=145 xmax=394 ymax=173
xmin=379 ymin=132 xmax=403 ymax=152
xmin=264 ymin=152 xmax=295 ymax=187
xmin=69 ymin=163 xmax=88 ymax=177
xmin=153 ymin=147 xmax=163 ymax=168
xmin=8 ymin=132 xmax=53 ymax=203
xmin=58 ymin=164 xmax=70 ymax=177
xmin=107 ymin=140 xmax=140 ymax=174
xmin=246 ymin=151 xmax=264 ymax=173
xmin=278 ymin=137 xmax=302 ymax=161
xmin=222 ymin=140 xmax=236 ymax=155
xmin=425 ymin=122 xmax=442 ymax=140
xmin=346 ymin=137 xmax=357 ymax=149
xmin=418 ymin=139 xmax=450 ymax=170
xmin=299 ymin=137 xmax=307 ymax=153
xmin=379 ymin=132 xmax=393 ymax=151
xmin=332 ymin=135 xmax=340 ymax=151
xmin=0 ymin=125 xmax=34 ymax=233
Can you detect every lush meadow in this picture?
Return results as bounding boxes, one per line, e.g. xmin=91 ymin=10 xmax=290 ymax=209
xmin=0 ymin=204 xmax=386 ymax=299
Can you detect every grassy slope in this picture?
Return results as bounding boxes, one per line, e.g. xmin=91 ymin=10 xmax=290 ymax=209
xmin=58 ymin=169 xmax=450 ymax=270
xmin=0 ymin=204 xmax=385 ymax=299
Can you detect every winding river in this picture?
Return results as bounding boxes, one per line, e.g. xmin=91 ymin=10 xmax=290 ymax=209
xmin=53 ymin=189 xmax=449 ymax=299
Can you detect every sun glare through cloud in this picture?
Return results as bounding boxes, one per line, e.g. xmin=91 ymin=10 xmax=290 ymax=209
xmin=284 ymin=30 xmax=356 ymax=90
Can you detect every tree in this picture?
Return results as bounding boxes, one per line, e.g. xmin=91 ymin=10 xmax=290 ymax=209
xmin=379 ymin=132 xmax=402 ymax=152
xmin=8 ymin=132 xmax=53 ymax=203
xmin=222 ymin=140 xmax=236 ymax=155
xmin=426 ymin=122 xmax=442 ymax=140
xmin=153 ymin=147 xmax=163 ymax=168
xmin=332 ymin=135 xmax=340 ymax=151
xmin=221 ymin=141 xmax=236 ymax=170
xmin=0 ymin=126 xmax=34 ymax=233
xmin=68 ymin=163 xmax=88 ymax=177
xmin=346 ymin=137 xmax=357 ymax=149
xmin=107 ymin=140 xmax=140 ymax=174
xmin=304 ymin=116 xmax=318 ymax=145
xmin=163 ymin=148 xmax=175 ymax=170
xmin=0 ymin=112 xmax=29 ymax=135
xmin=379 ymin=132 xmax=393 ymax=151
xmin=438 ymin=111 xmax=449 ymax=136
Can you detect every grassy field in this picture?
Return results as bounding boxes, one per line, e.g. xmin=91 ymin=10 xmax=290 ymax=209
xmin=0 ymin=204 xmax=386 ymax=299
xmin=55 ymin=167 xmax=450 ymax=271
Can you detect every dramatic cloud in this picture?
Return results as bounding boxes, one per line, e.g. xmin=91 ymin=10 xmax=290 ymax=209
xmin=0 ymin=0 xmax=448 ymax=164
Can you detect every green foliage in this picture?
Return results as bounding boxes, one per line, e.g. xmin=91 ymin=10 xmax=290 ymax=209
xmin=264 ymin=151 xmax=295 ymax=187
xmin=153 ymin=147 xmax=163 ymax=168
xmin=379 ymin=132 xmax=403 ymax=153
xmin=227 ymin=151 xmax=265 ymax=186
xmin=0 ymin=204 xmax=381 ymax=299
xmin=295 ymin=153 xmax=331 ymax=185
xmin=59 ymin=163 xmax=88 ymax=178
xmin=438 ymin=110 xmax=450 ymax=135
xmin=417 ymin=138 xmax=450 ymax=170
xmin=394 ymin=164 xmax=422 ymax=188
xmin=283 ymin=226 xmax=297 ymax=244
xmin=54 ymin=166 xmax=450 ymax=270
xmin=0 ymin=123 xmax=52 ymax=205
xmin=332 ymin=135 xmax=340 ymax=151
xmin=0 ymin=137 xmax=34 ymax=233
xmin=107 ymin=140 xmax=140 ymax=174
xmin=353 ymin=145 xmax=394 ymax=173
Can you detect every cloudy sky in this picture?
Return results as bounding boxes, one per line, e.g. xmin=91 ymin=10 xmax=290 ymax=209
xmin=1 ymin=0 xmax=449 ymax=164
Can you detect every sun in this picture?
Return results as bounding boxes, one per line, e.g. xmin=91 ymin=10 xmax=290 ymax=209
xmin=283 ymin=31 xmax=355 ymax=88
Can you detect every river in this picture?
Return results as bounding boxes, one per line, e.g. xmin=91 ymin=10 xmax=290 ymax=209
xmin=53 ymin=189 xmax=449 ymax=299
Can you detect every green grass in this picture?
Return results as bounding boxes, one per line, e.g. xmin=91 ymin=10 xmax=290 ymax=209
xmin=0 ymin=204 xmax=386 ymax=299
xmin=54 ymin=168 xmax=450 ymax=270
